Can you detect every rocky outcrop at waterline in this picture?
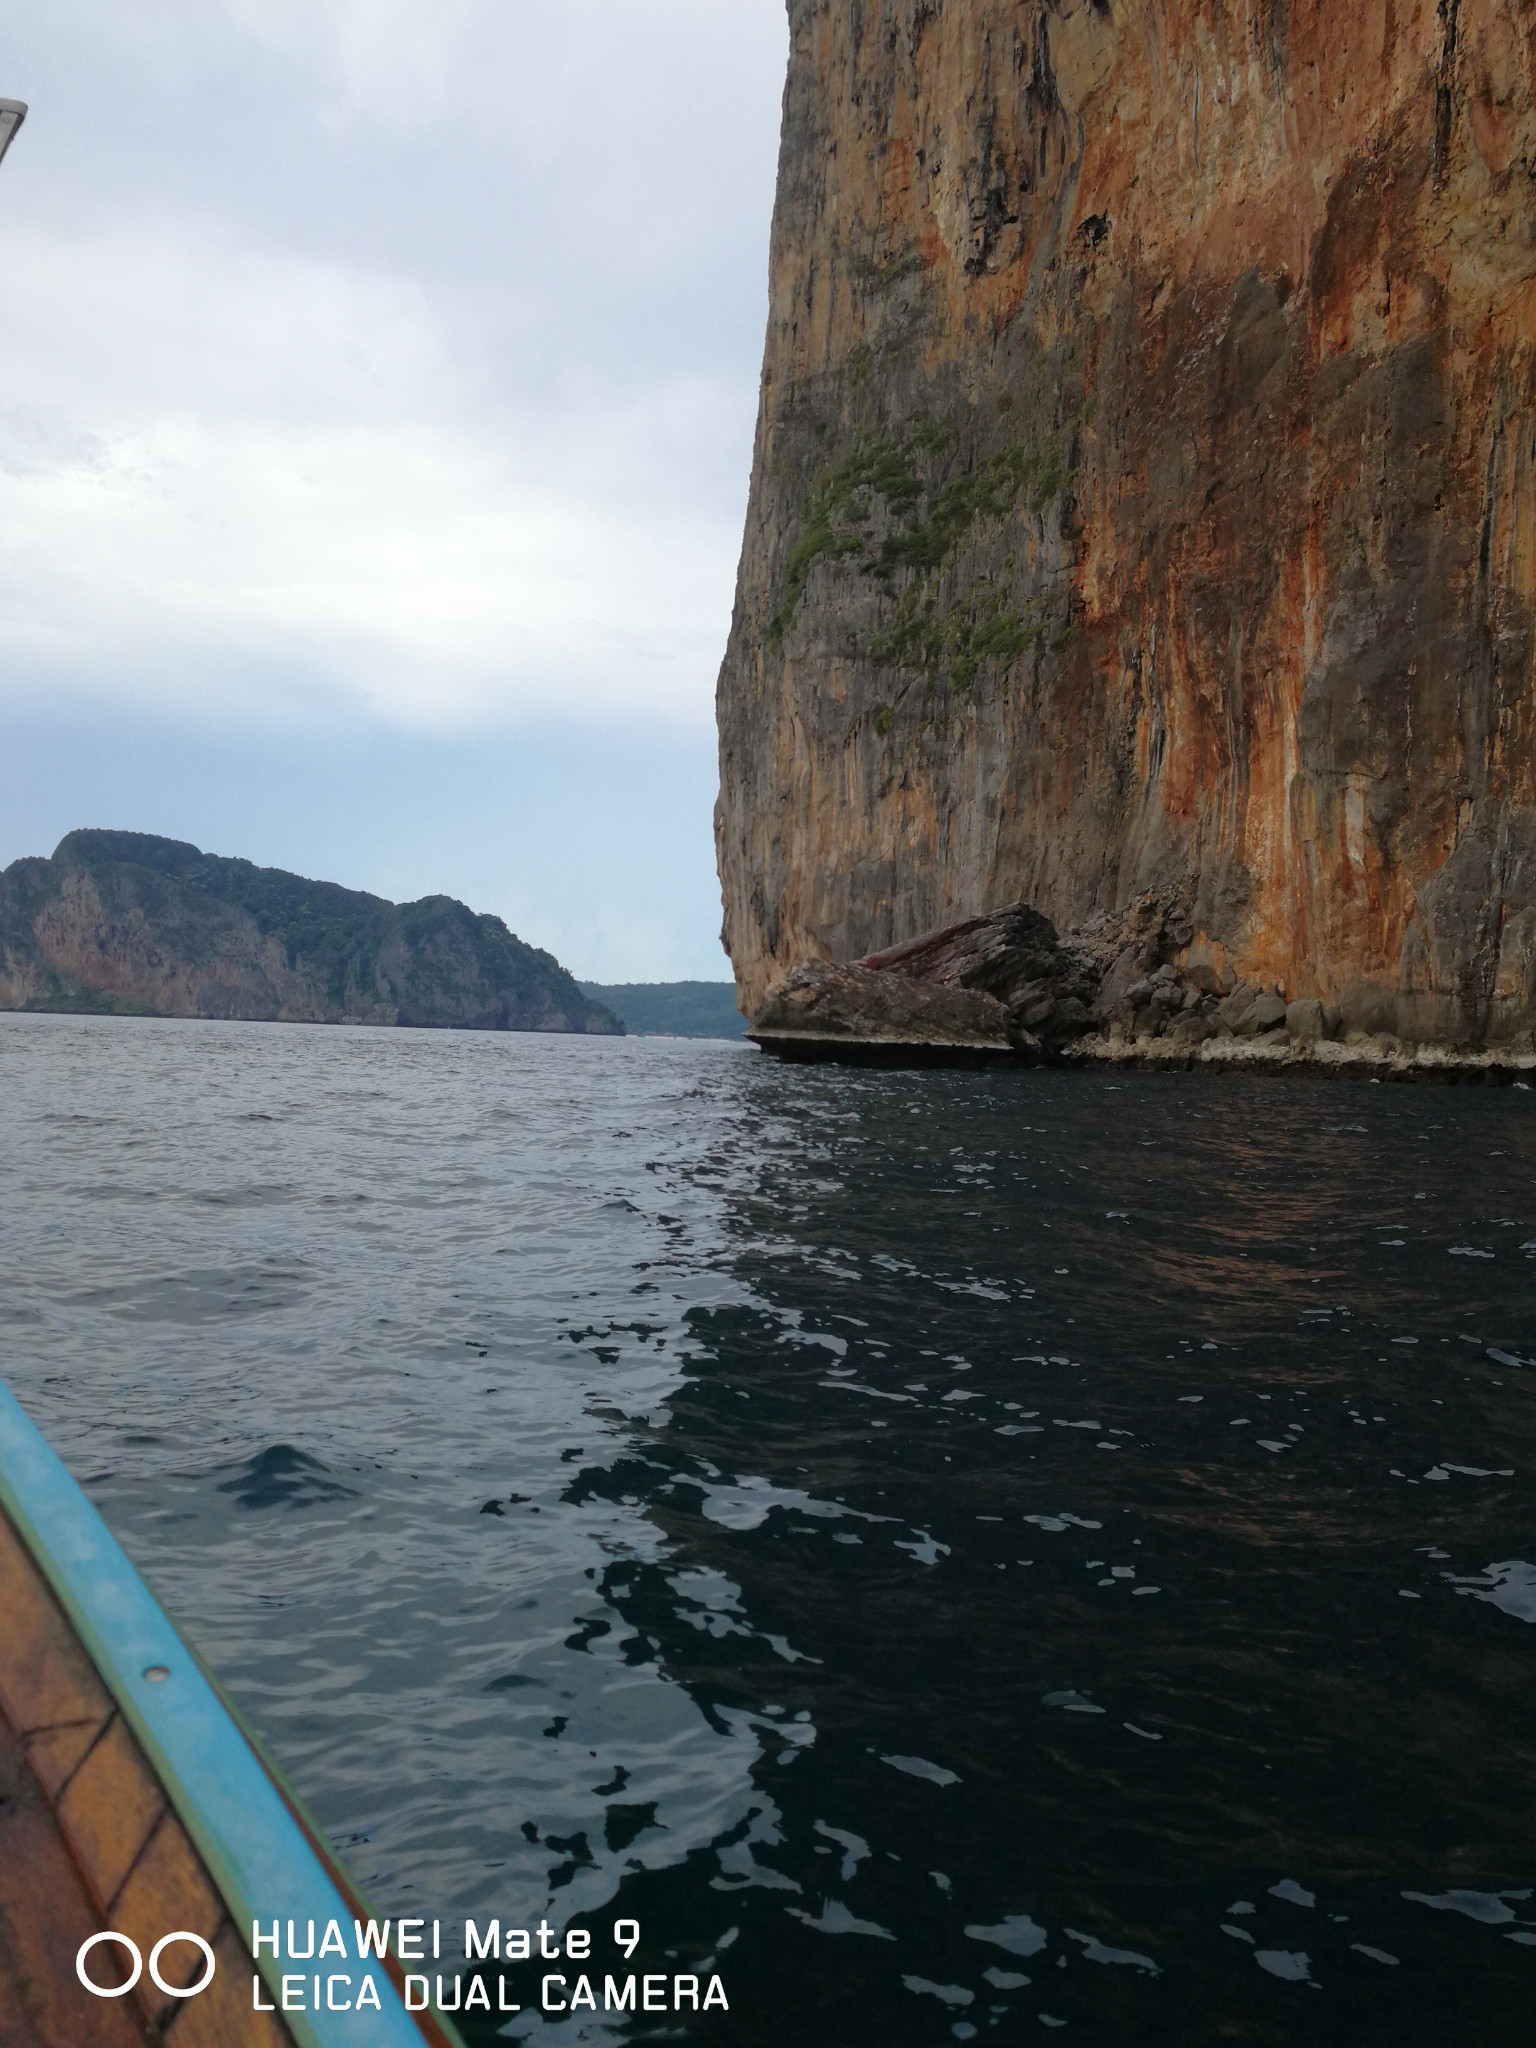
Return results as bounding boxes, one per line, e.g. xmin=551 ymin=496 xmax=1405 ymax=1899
xmin=0 ymin=831 xmax=622 ymax=1034
xmin=750 ymin=891 xmax=1536 ymax=1079
xmin=717 ymin=0 xmax=1536 ymax=1054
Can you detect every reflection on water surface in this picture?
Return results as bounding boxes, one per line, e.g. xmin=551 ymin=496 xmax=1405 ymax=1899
xmin=1 ymin=1014 xmax=1533 ymax=2044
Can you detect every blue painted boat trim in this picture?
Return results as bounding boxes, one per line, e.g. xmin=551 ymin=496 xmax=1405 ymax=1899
xmin=0 ymin=1382 xmax=445 ymax=2048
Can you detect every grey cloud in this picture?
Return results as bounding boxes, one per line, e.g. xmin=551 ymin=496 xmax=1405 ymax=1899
xmin=0 ymin=1 xmax=787 ymax=728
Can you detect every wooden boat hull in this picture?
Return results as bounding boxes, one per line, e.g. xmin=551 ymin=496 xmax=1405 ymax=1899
xmin=0 ymin=1385 xmax=464 ymax=2048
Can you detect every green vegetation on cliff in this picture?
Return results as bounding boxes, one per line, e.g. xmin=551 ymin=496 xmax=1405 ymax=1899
xmin=0 ymin=830 xmax=622 ymax=1035
xmin=768 ymin=417 xmax=1071 ymax=691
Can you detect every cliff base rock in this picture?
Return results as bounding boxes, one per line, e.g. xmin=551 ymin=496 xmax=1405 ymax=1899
xmin=752 ymin=959 xmax=1017 ymax=1055
xmin=750 ymin=894 xmax=1536 ymax=1080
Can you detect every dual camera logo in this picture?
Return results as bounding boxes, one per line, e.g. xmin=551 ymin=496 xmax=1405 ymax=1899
xmin=76 ymin=1932 xmax=216 ymax=2000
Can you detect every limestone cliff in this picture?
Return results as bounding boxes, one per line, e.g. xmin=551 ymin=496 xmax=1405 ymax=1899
xmin=0 ymin=832 xmax=622 ymax=1034
xmin=716 ymin=0 xmax=1536 ymax=1046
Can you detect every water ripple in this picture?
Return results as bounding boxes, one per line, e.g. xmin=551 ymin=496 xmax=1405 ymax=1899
xmin=1 ymin=1017 xmax=1533 ymax=2043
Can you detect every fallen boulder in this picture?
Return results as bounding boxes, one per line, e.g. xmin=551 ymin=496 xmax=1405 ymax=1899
xmin=861 ymin=901 xmax=1099 ymax=1044
xmin=1250 ymin=992 xmax=1289 ymax=1033
xmin=1285 ymin=997 xmax=1336 ymax=1042
xmin=750 ymin=960 xmax=1020 ymax=1055
xmin=750 ymin=894 xmax=1334 ymax=1066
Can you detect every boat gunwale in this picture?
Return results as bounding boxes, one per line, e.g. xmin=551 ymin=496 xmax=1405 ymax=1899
xmin=0 ymin=1381 xmax=465 ymax=2048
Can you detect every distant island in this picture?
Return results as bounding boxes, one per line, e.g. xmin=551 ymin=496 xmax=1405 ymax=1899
xmin=579 ymin=982 xmax=748 ymax=1041
xmin=0 ymin=830 xmax=621 ymax=1034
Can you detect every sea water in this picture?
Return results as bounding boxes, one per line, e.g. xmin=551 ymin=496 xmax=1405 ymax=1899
xmin=1 ymin=1012 xmax=1533 ymax=2045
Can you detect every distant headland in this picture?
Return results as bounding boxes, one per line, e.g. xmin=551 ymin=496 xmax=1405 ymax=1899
xmin=0 ymin=830 xmax=622 ymax=1035
xmin=578 ymin=982 xmax=747 ymax=1042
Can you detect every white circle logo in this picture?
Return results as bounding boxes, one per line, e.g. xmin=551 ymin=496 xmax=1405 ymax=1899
xmin=75 ymin=1933 xmax=141 ymax=1998
xmin=76 ymin=1932 xmax=216 ymax=2000
xmin=150 ymin=1933 xmax=217 ymax=1998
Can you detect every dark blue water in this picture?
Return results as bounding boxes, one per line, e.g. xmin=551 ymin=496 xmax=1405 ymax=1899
xmin=2 ymin=1013 xmax=1533 ymax=2044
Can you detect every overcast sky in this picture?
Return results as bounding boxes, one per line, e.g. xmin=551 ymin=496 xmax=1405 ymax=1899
xmin=0 ymin=2 xmax=788 ymax=979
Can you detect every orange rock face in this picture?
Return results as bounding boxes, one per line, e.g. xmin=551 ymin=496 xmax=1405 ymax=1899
xmin=716 ymin=0 xmax=1536 ymax=1043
